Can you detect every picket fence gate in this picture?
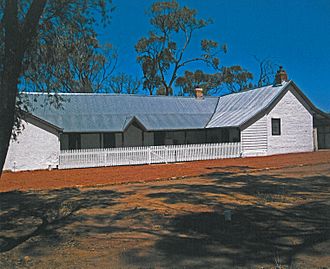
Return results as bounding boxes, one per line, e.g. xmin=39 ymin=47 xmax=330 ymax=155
xmin=58 ymin=142 xmax=241 ymax=169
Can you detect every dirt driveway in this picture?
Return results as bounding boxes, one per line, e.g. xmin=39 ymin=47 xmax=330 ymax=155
xmin=0 ymin=152 xmax=330 ymax=268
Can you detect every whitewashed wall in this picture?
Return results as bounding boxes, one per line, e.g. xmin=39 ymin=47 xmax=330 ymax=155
xmin=241 ymin=115 xmax=268 ymax=157
xmin=241 ymin=87 xmax=314 ymax=157
xmin=267 ymin=88 xmax=313 ymax=154
xmin=4 ymin=118 xmax=60 ymax=171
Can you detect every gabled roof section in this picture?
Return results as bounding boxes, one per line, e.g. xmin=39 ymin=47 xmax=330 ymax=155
xmin=22 ymin=80 xmax=326 ymax=133
xmin=206 ymin=81 xmax=290 ymax=128
xmin=289 ymin=81 xmax=330 ymax=120
xmin=24 ymin=93 xmax=218 ymax=132
xmin=122 ymin=116 xmax=147 ymax=131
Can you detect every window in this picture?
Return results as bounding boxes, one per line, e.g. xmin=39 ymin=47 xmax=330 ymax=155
xmin=206 ymin=128 xmax=222 ymax=143
xmin=272 ymin=118 xmax=281 ymax=135
xmin=229 ymin=128 xmax=240 ymax=142
xmin=68 ymin=133 xmax=81 ymax=149
xmin=81 ymin=133 xmax=101 ymax=149
xmin=60 ymin=134 xmax=69 ymax=150
xmin=154 ymin=132 xmax=165 ymax=146
xmin=103 ymin=133 xmax=115 ymax=148
xmin=221 ymin=128 xmax=230 ymax=142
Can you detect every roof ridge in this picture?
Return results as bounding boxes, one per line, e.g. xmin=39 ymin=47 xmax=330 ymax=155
xmin=216 ymin=82 xmax=288 ymax=99
xmin=204 ymin=96 xmax=221 ymax=128
xmin=21 ymin=82 xmax=288 ymax=99
xmin=21 ymin=91 xmax=220 ymax=99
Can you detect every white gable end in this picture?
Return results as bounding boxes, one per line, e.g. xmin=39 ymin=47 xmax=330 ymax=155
xmin=4 ymin=118 xmax=60 ymax=172
xmin=241 ymin=85 xmax=314 ymax=157
xmin=267 ymin=87 xmax=313 ymax=155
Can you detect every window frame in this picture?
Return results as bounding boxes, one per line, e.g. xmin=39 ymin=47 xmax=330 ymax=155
xmin=271 ymin=118 xmax=281 ymax=136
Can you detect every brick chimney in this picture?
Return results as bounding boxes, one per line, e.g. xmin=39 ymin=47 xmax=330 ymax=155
xmin=274 ymin=66 xmax=288 ymax=85
xmin=195 ymin=87 xmax=203 ymax=99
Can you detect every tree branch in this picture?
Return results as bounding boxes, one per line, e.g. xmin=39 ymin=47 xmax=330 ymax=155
xmin=21 ymin=0 xmax=48 ymax=53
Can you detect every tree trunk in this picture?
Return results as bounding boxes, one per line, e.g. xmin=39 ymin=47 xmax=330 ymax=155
xmin=0 ymin=0 xmax=47 ymax=176
xmin=0 ymin=24 xmax=21 ymax=174
xmin=0 ymin=0 xmax=21 ymax=175
xmin=0 ymin=69 xmax=20 ymax=175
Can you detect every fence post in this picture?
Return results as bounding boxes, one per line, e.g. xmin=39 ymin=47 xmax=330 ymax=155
xmin=148 ymin=147 xmax=151 ymax=164
xmin=165 ymin=146 xmax=168 ymax=164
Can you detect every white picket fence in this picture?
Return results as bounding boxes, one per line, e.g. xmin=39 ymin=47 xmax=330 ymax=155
xmin=58 ymin=142 xmax=241 ymax=169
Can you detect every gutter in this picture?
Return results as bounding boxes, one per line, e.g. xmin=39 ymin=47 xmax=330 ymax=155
xmin=23 ymin=111 xmax=63 ymax=132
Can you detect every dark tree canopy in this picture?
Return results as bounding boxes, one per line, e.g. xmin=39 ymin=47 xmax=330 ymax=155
xmin=0 ymin=0 xmax=116 ymax=94
xmin=0 ymin=0 xmax=114 ymax=174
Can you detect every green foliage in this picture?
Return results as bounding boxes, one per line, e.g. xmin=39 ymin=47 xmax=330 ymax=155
xmin=0 ymin=0 xmax=115 ymax=141
xmin=0 ymin=0 xmax=116 ymax=96
xmin=135 ymin=0 xmax=252 ymax=96
xmin=176 ymin=66 xmax=253 ymax=96
xmin=135 ymin=0 xmax=225 ymax=96
xmin=221 ymin=66 xmax=254 ymax=93
xmin=175 ymin=70 xmax=220 ymax=96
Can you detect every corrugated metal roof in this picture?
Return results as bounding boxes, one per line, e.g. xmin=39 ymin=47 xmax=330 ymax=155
xmin=25 ymin=94 xmax=218 ymax=132
xmin=206 ymin=82 xmax=289 ymax=128
xmin=23 ymin=81 xmax=290 ymax=132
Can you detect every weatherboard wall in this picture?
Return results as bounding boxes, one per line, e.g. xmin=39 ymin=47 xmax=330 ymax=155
xmin=4 ymin=119 xmax=60 ymax=172
xmin=267 ymin=88 xmax=314 ymax=155
xmin=241 ymin=115 xmax=268 ymax=157
xmin=241 ymin=87 xmax=314 ymax=157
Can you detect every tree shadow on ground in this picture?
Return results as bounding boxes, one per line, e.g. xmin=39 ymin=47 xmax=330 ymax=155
xmin=132 ymin=171 xmax=330 ymax=268
xmin=152 ymin=201 xmax=330 ymax=268
xmin=1 ymin=170 xmax=329 ymax=268
xmin=205 ymin=165 xmax=252 ymax=171
xmin=0 ymin=188 xmax=122 ymax=254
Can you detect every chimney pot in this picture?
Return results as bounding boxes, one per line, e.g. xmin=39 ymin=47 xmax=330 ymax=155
xmin=195 ymin=87 xmax=203 ymax=99
xmin=274 ymin=66 xmax=288 ymax=85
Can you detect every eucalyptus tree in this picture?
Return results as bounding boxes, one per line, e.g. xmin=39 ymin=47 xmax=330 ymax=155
xmin=254 ymin=56 xmax=278 ymax=87
xmin=135 ymin=0 xmax=253 ymax=96
xmin=0 ymin=0 xmax=114 ymax=174
xmin=175 ymin=66 xmax=253 ymax=96
xmin=135 ymin=0 xmax=226 ymax=96
xmin=109 ymin=73 xmax=141 ymax=94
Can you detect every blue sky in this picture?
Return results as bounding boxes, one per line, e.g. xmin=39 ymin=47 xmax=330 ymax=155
xmin=97 ymin=0 xmax=330 ymax=112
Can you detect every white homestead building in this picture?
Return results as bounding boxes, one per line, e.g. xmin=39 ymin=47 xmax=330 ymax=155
xmin=4 ymin=68 xmax=330 ymax=171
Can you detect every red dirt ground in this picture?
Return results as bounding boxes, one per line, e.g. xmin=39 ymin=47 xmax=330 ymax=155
xmin=1 ymin=150 xmax=330 ymax=192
